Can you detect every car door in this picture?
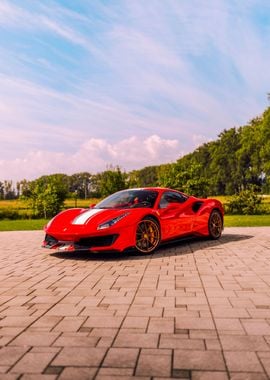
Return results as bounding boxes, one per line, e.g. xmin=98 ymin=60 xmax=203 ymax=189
xmin=158 ymin=191 xmax=194 ymax=240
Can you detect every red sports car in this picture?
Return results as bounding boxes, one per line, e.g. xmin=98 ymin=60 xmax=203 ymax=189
xmin=42 ymin=187 xmax=224 ymax=254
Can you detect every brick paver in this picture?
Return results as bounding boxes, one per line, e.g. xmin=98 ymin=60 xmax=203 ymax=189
xmin=0 ymin=227 xmax=270 ymax=379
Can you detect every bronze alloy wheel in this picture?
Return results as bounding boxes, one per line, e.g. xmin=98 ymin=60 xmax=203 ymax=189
xmin=208 ymin=210 xmax=223 ymax=239
xmin=135 ymin=218 xmax=160 ymax=253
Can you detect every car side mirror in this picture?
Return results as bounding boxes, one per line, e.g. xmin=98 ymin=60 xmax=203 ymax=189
xmin=89 ymin=203 xmax=96 ymax=208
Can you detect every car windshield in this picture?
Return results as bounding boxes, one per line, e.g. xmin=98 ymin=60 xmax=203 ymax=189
xmin=95 ymin=189 xmax=159 ymax=209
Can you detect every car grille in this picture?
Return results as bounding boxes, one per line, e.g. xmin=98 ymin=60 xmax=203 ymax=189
xmin=44 ymin=234 xmax=58 ymax=247
xmin=77 ymin=234 xmax=119 ymax=248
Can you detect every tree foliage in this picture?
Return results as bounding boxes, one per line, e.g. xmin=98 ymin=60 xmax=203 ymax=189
xmin=68 ymin=172 xmax=92 ymax=199
xmin=21 ymin=174 xmax=69 ymax=218
xmin=127 ymin=166 xmax=158 ymax=189
xmin=93 ymin=167 xmax=127 ymax=197
xmin=158 ymin=161 xmax=209 ymax=197
xmin=158 ymin=106 xmax=270 ymax=196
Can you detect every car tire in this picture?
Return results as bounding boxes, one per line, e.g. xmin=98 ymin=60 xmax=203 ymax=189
xmin=208 ymin=210 xmax=223 ymax=239
xmin=135 ymin=217 xmax=160 ymax=254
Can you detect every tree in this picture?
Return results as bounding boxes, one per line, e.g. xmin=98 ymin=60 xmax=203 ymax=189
xmin=259 ymin=108 xmax=270 ymax=191
xmin=21 ymin=174 xmax=68 ymax=218
xmin=0 ymin=182 xmax=4 ymax=200
xmin=127 ymin=166 xmax=158 ymax=188
xmin=209 ymin=128 xmax=241 ymax=194
xmin=157 ymin=163 xmax=178 ymax=188
xmin=94 ymin=167 xmax=127 ymax=197
xmin=68 ymin=172 xmax=92 ymax=199
xmin=175 ymin=162 xmax=209 ymax=197
xmin=2 ymin=180 xmax=16 ymax=200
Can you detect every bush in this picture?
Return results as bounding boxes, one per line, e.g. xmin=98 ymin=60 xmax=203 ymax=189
xmin=227 ymin=189 xmax=262 ymax=215
xmin=0 ymin=209 xmax=22 ymax=220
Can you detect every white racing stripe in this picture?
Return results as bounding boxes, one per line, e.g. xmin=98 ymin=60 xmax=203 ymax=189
xmin=72 ymin=209 xmax=102 ymax=225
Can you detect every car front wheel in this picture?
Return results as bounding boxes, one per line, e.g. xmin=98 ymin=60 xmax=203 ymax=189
xmin=135 ymin=217 xmax=160 ymax=254
xmin=208 ymin=210 xmax=223 ymax=239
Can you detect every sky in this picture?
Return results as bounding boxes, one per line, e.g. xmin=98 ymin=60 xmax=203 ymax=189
xmin=0 ymin=0 xmax=270 ymax=182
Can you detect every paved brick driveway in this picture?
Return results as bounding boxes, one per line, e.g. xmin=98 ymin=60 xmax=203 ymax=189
xmin=0 ymin=227 xmax=270 ymax=379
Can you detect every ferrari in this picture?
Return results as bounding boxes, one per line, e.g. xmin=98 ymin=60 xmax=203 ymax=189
xmin=42 ymin=187 xmax=224 ymax=254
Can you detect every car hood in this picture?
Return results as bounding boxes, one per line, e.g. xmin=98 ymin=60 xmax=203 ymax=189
xmin=72 ymin=208 xmax=116 ymax=226
xmin=45 ymin=207 xmax=135 ymax=234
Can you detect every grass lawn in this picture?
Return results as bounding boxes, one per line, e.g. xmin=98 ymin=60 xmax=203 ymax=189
xmin=1 ymin=197 xmax=270 ymax=231
xmin=0 ymin=219 xmax=48 ymax=231
xmin=224 ymin=214 xmax=270 ymax=227
xmin=0 ymin=214 xmax=269 ymax=231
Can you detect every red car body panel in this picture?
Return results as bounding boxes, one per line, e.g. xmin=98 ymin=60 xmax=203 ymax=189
xmin=43 ymin=187 xmax=224 ymax=253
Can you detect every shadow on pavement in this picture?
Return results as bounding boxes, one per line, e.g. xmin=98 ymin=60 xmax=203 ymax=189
xmin=50 ymin=232 xmax=253 ymax=262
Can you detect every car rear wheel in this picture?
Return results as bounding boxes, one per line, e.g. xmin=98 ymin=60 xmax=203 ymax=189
xmin=208 ymin=210 xmax=223 ymax=239
xmin=135 ymin=217 xmax=160 ymax=254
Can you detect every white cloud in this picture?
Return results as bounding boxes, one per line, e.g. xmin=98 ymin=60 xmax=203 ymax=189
xmin=0 ymin=135 xmax=181 ymax=182
xmin=0 ymin=71 xmax=202 ymax=162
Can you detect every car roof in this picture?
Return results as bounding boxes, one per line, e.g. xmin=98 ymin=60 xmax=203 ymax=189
xmin=126 ymin=187 xmax=172 ymax=192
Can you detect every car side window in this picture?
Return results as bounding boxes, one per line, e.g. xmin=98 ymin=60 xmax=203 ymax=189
xmin=159 ymin=191 xmax=188 ymax=209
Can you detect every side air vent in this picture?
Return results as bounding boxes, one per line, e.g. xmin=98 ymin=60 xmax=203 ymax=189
xmin=192 ymin=201 xmax=203 ymax=213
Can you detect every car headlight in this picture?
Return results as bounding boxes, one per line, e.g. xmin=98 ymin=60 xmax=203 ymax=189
xmin=97 ymin=212 xmax=130 ymax=230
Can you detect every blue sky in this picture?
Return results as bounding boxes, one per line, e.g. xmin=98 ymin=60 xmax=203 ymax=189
xmin=0 ymin=0 xmax=270 ymax=181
